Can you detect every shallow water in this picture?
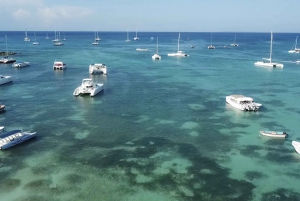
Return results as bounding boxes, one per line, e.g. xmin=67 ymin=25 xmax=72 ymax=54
xmin=1 ymin=31 xmax=300 ymax=201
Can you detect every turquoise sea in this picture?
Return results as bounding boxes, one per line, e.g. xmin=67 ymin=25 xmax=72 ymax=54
xmin=1 ymin=31 xmax=300 ymax=201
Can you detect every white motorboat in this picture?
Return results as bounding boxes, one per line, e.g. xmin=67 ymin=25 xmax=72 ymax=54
xmin=73 ymin=78 xmax=104 ymax=97
xmin=259 ymin=131 xmax=288 ymax=138
xmin=89 ymin=63 xmax=107 ymax=75
xmin=226 ymin=94 xmax=262 ymax=111
xmin=292 ymin=141 xmax=300 ymax=154
xmin=152 ymin=37 xmax=161 ymax=60
xmin=0 ymin=75 xmax=12 ymax=85
xmin=168 ymin=33 xmax=189 ymax=57
xmin=0 ymin=129 xmax=36 ymax=150
xmin=136 ymin=48 xmax=149 ymax=51
xmin=134 ymin=29 xmax=139 ymax=40
xmin=288 ymin=36 xmax=300 ymax=53
xmin=254 ymin=32 xmax=284 ymax=68
xmin=12 ymin=61 xmax=30 ymax=68
xmin=53 ymin=60 xmax=67 ymax=70
xmin=24 ymin=29 xmax=30 ymax=42
xmin=0 ymin=105 xmax=5 ymax=112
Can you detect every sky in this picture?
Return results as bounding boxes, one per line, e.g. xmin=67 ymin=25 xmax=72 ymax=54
xmin=0 ymin=0 xmax=299 ymax=32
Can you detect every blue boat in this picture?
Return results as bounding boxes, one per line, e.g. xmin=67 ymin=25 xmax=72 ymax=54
xmin=0 ymin=130 xmax=36 ymax=150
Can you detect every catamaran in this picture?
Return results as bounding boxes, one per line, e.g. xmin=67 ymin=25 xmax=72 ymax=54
xmin=288 ymin=36 xmax=300 ymax=53
xmin=254 ymin=32 xmax=283 ymax=68
xmin=168 ymin=33 xmax=188 ymax=57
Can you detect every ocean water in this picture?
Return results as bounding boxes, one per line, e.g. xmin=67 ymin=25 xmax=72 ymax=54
xmin=1 ymin=31 xmax=300 ymax=201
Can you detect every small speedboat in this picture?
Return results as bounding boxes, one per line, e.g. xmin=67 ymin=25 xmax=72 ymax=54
xmin=12 ymin=61 xmax=30 ymax=68
xmin=0 ymin=105 xmax=5 ymax=112
xmin=292 ymin=141 xmax=300 ymax=154
xmin=73 ymin=78 xmax=104 ymax=97
xmin=259 ymin=131 xmax=288 ymax=138
xmin=0 ymin=75 xmax=12 ymax=85
xmin=0 ymin=129 xmax=36 ymax=150
xmin=53 ymin=60 xmax=66 ymax=70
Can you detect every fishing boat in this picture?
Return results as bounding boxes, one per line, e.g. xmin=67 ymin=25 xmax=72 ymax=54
xmin=73 ymin=78 xmax=104 ymax=97
xmin=254 ymin=32 xmax=284 ymax=68
xmin=12 ymin=61 xmax=30 ymax=68
xmin=226 ymin=94 xmax=262 ymax=111
xmin=152 ymin=37 xmax=161 ymax=60
xmin=259 ymin=131 xmax=288 ymax=138
xmin=0 ymin=129 xmax=36 ymax=150
xmin=168 ymin=33 xmax=188 ymax=57
xmin=89 ymin=63 xmax=107 ymax=75
xmin=288 ymin=36 xmax=300 ymax=53
xmin=292 ymin=141 xmax=300 ymax=154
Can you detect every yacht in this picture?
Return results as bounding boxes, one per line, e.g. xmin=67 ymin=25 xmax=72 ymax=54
xmin=12 ymin=61 xmax=30 ymax=68
xmin=208 ymin=33 xmax=215 ymax=49
xmin=0 ymin=129 xmax=36 ymax=150
xmin=73 ymin=78 xmax=104 ymax=97
xmin=134 ymin=29 xmax=139 ymax=40
xmin=226 ymin=94 xmax=262 ymax=111
xmin=152 ymin=37 xmax=161 ymax=60
xmin=89 ymin=63 xmax=107 ymax=75
xmin=230 ymin=34 xmax=238 ymax=47
xmin=168 ymin=33 xmax=189 ymax=57
xmin=24 ymin=30 xmax=30 ymax=42
xmin=53 ymin=60 xmax=67 ymax=70
xmin=0 ymin=75 xmax=12 ymax=85
xmin=0 ymin=105 xmax=5 ymax=112
xmin=288 ymin=36 xmax=300 ymax=53
xmin=254 ymin=32 xmax=284 ymax=68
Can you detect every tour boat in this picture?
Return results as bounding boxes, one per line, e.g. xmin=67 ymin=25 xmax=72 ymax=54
xmin=73 ymin=78 xmax=104 ymax=97
xmin=226 ymin=94 xmax=262 ymax=111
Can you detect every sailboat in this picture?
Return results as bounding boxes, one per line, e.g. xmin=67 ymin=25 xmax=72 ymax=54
xmin=0 ymin=35 xmax=16 ymax=64
xmin=92 ymin=31 xmax=99 ymax=45
xmin=168 ymin=33 xmax=188 ymax=57
xmin=134 ymin=29 xmax=139 ymax=40
xmin=230 ymin=34 xmax=238 ymax=46
xmin=254 ymin=32 xmax=283 ymax=68
xmin=152 ymin=37 xmax=161 ymax=60
xmin=32 ymin=31 xmax=39 ymax=45
xmin=125 ymin=29 xmax=130 ymax=42
xmin=95 ymin=29 xmax=101 ymax=41
xmin=24 ymin=29 xmax=30 ymax=42
xmin=53 ymin=31 xmax=64 ymax=46
xmin=45 ymin=32 xmax=49 ymax=39
xmin=207 ymin=33 xmax=215 ymax=49
xmin=288 ymin=36 xmax=300 ymax=53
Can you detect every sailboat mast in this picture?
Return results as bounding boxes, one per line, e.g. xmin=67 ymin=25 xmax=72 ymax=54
xmin=270 ymin=32 xmax=273 ymax=63
xmin=156 ymin=37 xmax=158 ymax=54
xmin=5 ymin=35 xmax=8 ymax=56
xmin=178 ymin=33 xmax=180 ymax=51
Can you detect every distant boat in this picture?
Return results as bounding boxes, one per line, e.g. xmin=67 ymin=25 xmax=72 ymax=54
xmin=168 ymin=33 xmax=188 ymax=57
xmin=0 ymin=105 xmax=5 ymax=112
xmin=53 ymin=60 xmax=67 ymax=70
xmin=230 ymin=34 xmax=238 ymax=47
xmin=152 ymin=37 xmax=161 ymax=60
xmin=288 ymin=36 xmax=300 ymax=53
xmin=134 ymin=29 xmax=139 ymax=40
xmin=0 ymin=75 xmax=12 ymax=85
xmin=292 ymin=141 xmax=300 ymax=154
xmin=73 ymin=78 xmax=104 ymax=97
xmin=95 ymin=29 xmax=101 ymax=41
xmin=136 ymin=48 xmax=149 ymax=51
xmin=45 ymin=33 xmax=49 ymax=39
xmin=254 ymin=32 xmax=283 ymax=68
xmin=92 ymin=31 xmax=99 ymax=45
xmin=126 ymin=29 xmax=130 ymax=42
xmin=24 ymin=29 xmax=30 ymax=42
xmin=62 ymin=33 xmax=66 ymax=41
xmin=12 ymin=61 xmax=30 ymax=68
xmin=259 ymin=131 xmax=288 ymax=138
xmin=0 ymin=35 xmax=16 ymax=64
xmin=53 ymin=32 xmax=64 ymax=46
xmin=89 ymin=63 xmax=107 ymax=75
xmin=32 ymin=31 xmax=39 ymax=45
xmin=207 ymin=33 xmax=215 ymax=49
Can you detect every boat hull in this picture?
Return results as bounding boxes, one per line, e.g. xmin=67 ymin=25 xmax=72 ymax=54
xmin=259 ymin=131 xmax=288 ymax=138
xmin=0 ymin=130 xmax=36 ymax=150
xmin=255 ymin=61 xmax=284 ymax=68
xmin=89 ymin=64 xmax=107 ymax=75
xmin=226 ymin=95 xmax=262 ymax=111
xmin=292 ymin=141 xmax=300 ymax=154
xmin=0 ymin=75 xmax=12 ymax=85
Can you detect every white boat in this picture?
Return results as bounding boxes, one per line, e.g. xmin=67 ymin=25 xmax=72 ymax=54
xmin=92 ymin=31 xmax=99 ymax=45
xmin=288 ymin=36 xmax=300 ymax=53
xmin=0 ymin=35 xmax=16 ymax=64
xmin=53 ymin=31 xmax=64 ymax=46
xmin=126 ymin=29 xmax=130 ymax=42
xmin=136 ymin=48 xmax=149 ymax=51
xmin=292 ymin=141 xmax=300 ymax=154
xmin=134 ymin=29 xmax=139 ymax=40
xmin=230 ymin=34 xmax=238 ymax=47
xmin=152 ymin=37 xmax=161 ymax=60
xmin=0 ymin=105 xmax=5 ymax=112
xmin=0 ymin=75 xmax=12 ymax=85
xmin=45 ymin=33 xmax=49 ymax=39
xmin=32 ymin=31 xmax=39 ymax=45
xmin=296 ymin=60 xmax=300 ymax=64
xmin=254 ymin=32 xmax=284 ymax=68
xmin=95 ymin=29 xmax=101 ymax=41
xmin=12 ymin=61 xmax=30 ymax=68
xmin=24 ymin=29 xmax=30 ymax=42
xmin=53 ymin=60 xmax=67 ymax=70
xmin=259 ymin=131 xmax=288 ymax=138
xmin=0 ymin=126 xmax=4 ymax=133
xmin=73 ymin=78 xmax=104 ymax=97
xmin=226 ymin=94 xmax=262 ymax=111
xmin=208 ymin=33 xmax=215 ymax=49
xmin=89 ymin=63 xmax=107 ymax=75
xmin=168 ymin=33 xmax=189 ymax=57
xmin=0 ymin=129 xmax=36 ymax=150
